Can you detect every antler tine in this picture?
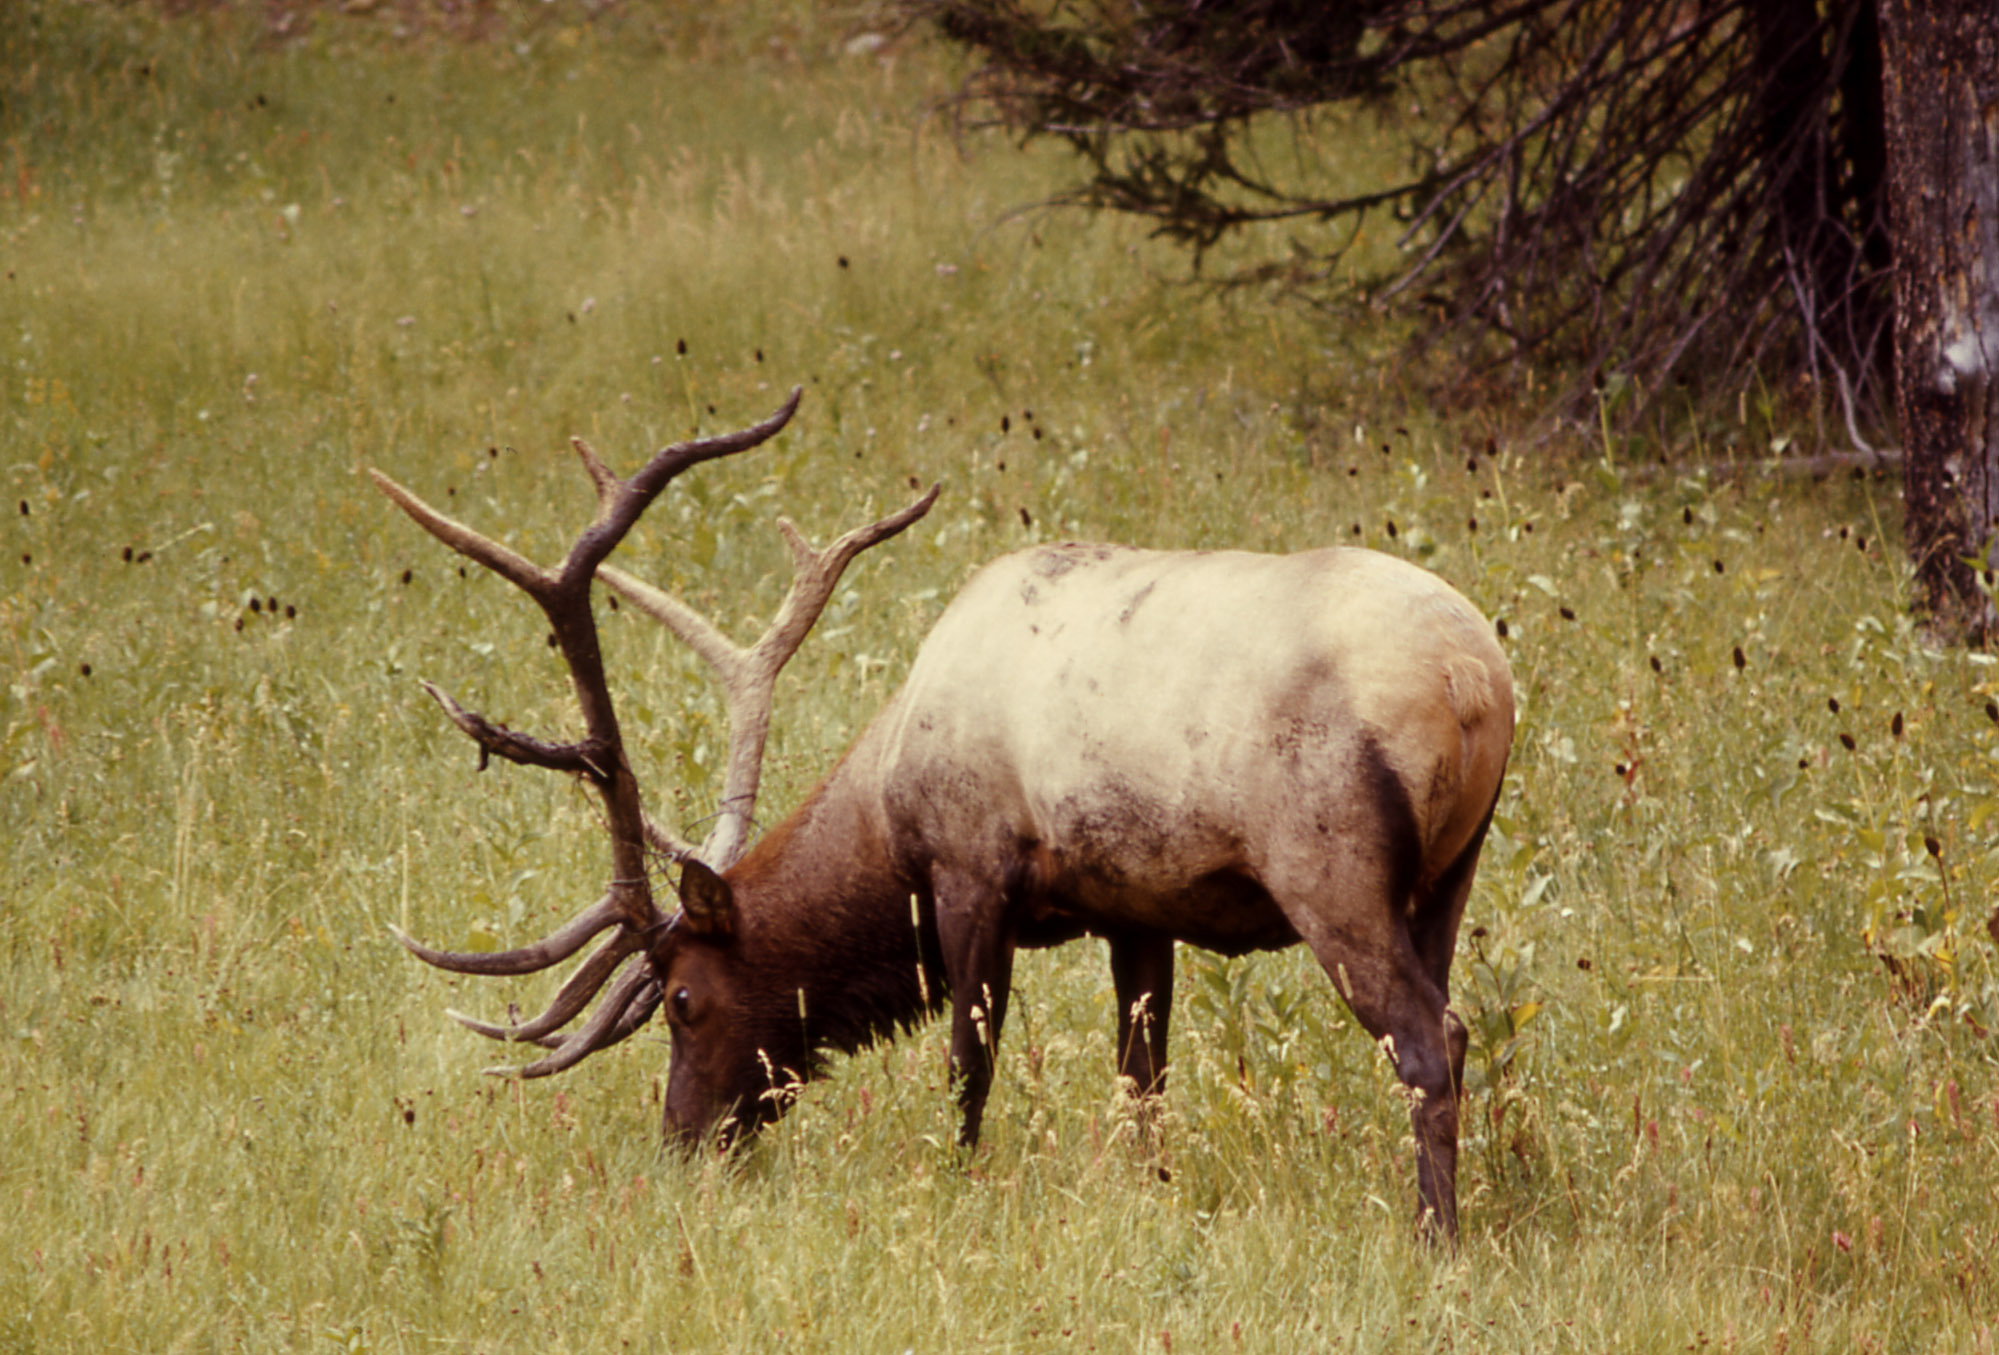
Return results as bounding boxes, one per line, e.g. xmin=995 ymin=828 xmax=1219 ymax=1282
xmin=377 ymin=389 xmax=810 ymax=1084
xmin=369 ymin=468 xmax=553 ymax=596
xmin=419 ymin=680 xmax=606 ymax=778
xmin=483 ymin=967 xmax=662 ymax=1053
xmin=490 ymin=958 xmax=658 ymax=1078
xmin=597 ymin=482 xmax=940 ymax=867
xmin=444 ymin=926 xmax=644 ymax=1042
xmin=619 ymin=387 xmax=804 ymax=517
xmin=593 ymin=971 xmax=663 ymax=1049
xmin=758 ymin=484 xmax=943 ymax=676
xmin=388 ymin=893 xmax=623 ymax=976
xmin=556 ymin=387 xmax=804 ymax=594
xmin=569 ymin=437 xmax=621 ymax=512
xmin=593 ymin=565 xmax=743 ymax=681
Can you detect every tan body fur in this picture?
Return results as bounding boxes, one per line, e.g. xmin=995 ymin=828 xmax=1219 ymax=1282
xmin=869 ymin=543 xmax=1509 ymax=956
xmin=660 ymin=542 xmax=1514 ymax=1240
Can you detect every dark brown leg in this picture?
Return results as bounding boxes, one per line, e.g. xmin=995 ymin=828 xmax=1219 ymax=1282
xmin=1285 ymin=873 xmax=1465 ymax=1244
xmin=1340 ymin=954 xmax=1462 ymax=1246
xmin=1108 ymin=929 xmax=1174 ymax=1099
xmin=1399 ymin=799 xmax=1498 ymax=1242
xmin=934 ymin=867 xmax=1016 ymax=1148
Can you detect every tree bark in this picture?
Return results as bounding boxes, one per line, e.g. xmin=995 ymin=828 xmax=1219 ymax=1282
xmin=1881 ymin=0 xmax=1999 ymax=640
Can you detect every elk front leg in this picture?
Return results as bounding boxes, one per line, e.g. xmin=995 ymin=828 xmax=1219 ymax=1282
xmin=933 ymin=867 xmax=1017 ymax=1148
xmin=1108 ymin=929 xmax=1173 ymax=1099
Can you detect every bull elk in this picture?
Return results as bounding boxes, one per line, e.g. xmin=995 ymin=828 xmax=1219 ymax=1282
xmin=374 ymin=388 xmax=1514 ymax=1241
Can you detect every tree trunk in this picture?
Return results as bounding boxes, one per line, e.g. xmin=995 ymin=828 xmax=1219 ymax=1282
xmin=1881 ymin=0 xmax=1999 ymax=641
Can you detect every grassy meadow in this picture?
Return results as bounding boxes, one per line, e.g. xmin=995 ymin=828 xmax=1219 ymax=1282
xmin=4 ymin=2 xmax=1997 ymax=1350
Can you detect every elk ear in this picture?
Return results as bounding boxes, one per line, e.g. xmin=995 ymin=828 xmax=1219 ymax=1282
xmin=677 ymin=859 xmax=736 ymax=938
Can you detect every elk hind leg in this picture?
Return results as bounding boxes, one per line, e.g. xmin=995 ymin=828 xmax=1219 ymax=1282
xmin=1331 ymin=941 xmax=1463 ymax=1243
xmin=1278 ymin=858 xmax=1465 ymax=1243
xmin=1109 ymin=929 xmax=1173 ymax=1153
xmin=1109 ymin=929 xmax=1173 ymax=1099
xmin=1406 ymin=805 xmax=1497 ymax=1212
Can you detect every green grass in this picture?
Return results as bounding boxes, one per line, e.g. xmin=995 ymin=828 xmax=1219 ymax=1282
xmin=4 ymin=4 xmax=1998 ymax=1351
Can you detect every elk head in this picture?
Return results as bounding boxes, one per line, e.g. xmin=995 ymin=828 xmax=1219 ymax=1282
xmin=372 ymin=388 xmax=936 ymax=1114
xmin=649 ymin=857 xmax=766 ymax=1144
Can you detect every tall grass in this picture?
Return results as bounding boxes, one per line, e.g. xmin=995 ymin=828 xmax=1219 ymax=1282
xmin=3 ymin=4 xmax=1996 ymax=1351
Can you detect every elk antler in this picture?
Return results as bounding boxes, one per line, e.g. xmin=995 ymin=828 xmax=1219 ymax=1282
xmin=598 ymin=483 xmax=940 ymax=867
xmin=373 ymin=387 xmax=936 ymax=1078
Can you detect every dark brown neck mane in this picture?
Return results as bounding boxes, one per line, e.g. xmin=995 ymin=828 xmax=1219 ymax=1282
xmin=721 ymin=765 xmax=947 ymax=1087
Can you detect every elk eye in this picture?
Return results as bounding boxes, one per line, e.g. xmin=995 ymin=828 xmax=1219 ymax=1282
xmin=671 ymin=986 xmax=692 ymax=1023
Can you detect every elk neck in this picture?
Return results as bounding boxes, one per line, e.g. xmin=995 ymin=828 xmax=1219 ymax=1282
xmin=717 ymin=752 xmax=946 ymax=1070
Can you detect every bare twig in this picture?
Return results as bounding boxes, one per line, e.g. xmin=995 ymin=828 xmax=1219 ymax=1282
xmin=911 ymin=0 xmax=1893 ymax=426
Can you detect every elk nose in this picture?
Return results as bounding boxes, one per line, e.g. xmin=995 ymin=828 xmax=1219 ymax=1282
xmin=659 ymin=1085 xmax=697 ymax=1134
xmin=660 ymin=1107 xmax=703 ymax=1151
xmin=663 ymin=1094 xmax=743 ymax=1153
